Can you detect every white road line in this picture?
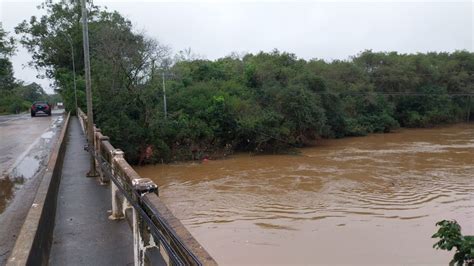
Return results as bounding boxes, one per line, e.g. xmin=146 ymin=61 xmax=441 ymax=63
xmin=0 ymin=115 xmax=28 ymax=125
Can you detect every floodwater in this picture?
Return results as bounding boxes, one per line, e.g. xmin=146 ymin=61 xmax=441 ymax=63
xmin=136 ymin=124 xmax=474 ymax=265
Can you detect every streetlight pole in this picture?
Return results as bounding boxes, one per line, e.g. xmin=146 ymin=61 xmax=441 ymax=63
xmin=64 ymin=35 xmax=78 ymax=111
xmin=81 ymin=0 xmax=97 ymax=177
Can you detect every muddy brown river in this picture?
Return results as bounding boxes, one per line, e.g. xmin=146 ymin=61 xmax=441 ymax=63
xmin=136 ymin=124 xmax=474 ymax=265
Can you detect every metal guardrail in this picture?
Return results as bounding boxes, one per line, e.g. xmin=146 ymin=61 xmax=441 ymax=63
xmin=77 ymin=108 xmax=217 ymax=266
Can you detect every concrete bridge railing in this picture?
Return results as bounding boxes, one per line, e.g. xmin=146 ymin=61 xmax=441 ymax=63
xmin=77 ymin=108 xmax=217 ymax=266
xmin=7 ymin=112 xmax=71 ymax=266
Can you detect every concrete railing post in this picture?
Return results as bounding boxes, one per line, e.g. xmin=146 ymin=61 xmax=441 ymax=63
xmin=132 ymin=178 xmax=158 ymax=266
xmin=83 ymin=115 xmax=88 ymax=136
xmin=93 ymin=129 xmax=109 ymax=184
xmin=86 ymin=124 xmax=99 ymax=178
xmin=82 ymin=112 xmax=86 ymax=133
xmin=77 ymin=109 xmax=85 ymax=133
xmin=132 ymin=208 xmax=145 ymax=266
xmin=93 ymin=128 xmax=101 ymax=179
xmin=109 ymin=149 xmax=125 ymax=220
xmin=97 ymin=135 xmax=110 ymax=184
xmin=79 ymin=114 xmax=83 ymax=132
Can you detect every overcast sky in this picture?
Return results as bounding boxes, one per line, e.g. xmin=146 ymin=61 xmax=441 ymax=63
xmin=1 ymin=0 xmax=472 ymax=94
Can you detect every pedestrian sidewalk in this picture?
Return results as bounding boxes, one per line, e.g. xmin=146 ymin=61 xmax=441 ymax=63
xmin=49 ymin=116 xmax=133 ymax=265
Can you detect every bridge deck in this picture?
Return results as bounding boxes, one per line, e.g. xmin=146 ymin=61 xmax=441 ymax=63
xmin=49 ymin=117 xmax=133 ymax=265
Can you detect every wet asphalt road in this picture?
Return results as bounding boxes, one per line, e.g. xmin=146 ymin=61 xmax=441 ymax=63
xmin=0 ymin=110 xmax=64 ymax=179
xmin=0 ymin=109 xmax=64 ymax=264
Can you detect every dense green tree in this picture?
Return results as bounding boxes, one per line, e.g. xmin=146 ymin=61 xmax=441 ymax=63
xmin=14 ymin=82 xmax=47 ymax=103
xmin=16 ymin=0 xmax=169 ymax=163
xmin=0 ymin=23 xmax=42 ymax=114
xmin=15 ymin=0 xmax=98 ymax=113
xmin=13 ymin=1 xmax=474 ymax=163
xmin=0 ymin=23 xmax=15 ymax=91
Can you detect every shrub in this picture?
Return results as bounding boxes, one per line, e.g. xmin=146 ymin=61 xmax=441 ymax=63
xmin=432 ymin=220 xmax=474 ymax=266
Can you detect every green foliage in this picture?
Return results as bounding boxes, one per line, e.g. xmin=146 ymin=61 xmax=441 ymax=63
xmin=0 ymin=92 xmax=29 ymax=114
xmin=0 ymin=82 xmax=53 ymax=114
xmin=432 ymin=220 xmax=474 ymax=266
xmin=0 ymin=23 xmax=15 ymax=89
xmin=15 ymin=82 xmax=47 ymax=102
xmin=396 ymin=86 xmax=458 ymax=127
xmin=14 ymin=0 xmax=96 ymax=112
xmin=13 ymin=1 xmax=474 ymax=163
xmin=0 ymin=23 xmax=18 ymax=113
xmin=0 ymin=24 xmax=55 ymax=114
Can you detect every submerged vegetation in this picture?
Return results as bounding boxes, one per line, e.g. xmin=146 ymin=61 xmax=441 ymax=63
xmin=13 ymin=1 xmax=474 ymax=163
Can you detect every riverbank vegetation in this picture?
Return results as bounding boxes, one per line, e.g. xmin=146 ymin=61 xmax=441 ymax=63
xmin=15 ymin=1 xmax=473 ymax=164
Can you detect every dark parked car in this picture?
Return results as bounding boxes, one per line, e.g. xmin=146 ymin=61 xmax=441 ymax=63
xmin=31 ymin=101 xmax=52 ymax=117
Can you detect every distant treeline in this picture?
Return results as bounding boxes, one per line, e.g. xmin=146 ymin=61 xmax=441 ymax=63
xmin=13 ymin=1 xmax=473 ymax=163
xmin=0 ymin=24 xmax=60 ymax=114
xmin=131 ymin=50 xmax=473 ymax=163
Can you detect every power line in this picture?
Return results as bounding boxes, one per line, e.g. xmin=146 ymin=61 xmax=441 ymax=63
xmin=312 ymin=92 xmax=474 ymax=97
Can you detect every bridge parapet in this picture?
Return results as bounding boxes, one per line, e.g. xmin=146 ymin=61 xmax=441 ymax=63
xmin=77 ymin=108 xmax=217 ymax=266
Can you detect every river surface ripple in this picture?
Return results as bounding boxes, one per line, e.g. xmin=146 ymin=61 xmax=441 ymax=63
xmin=136 ymin=124 xmax=474 ymax=265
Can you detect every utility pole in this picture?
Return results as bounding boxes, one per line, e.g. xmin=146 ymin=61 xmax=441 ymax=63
xmin=81 ymin=0 xmax=97 ymax=177
xmin=162 ymin=71 xmax=167 ymax=119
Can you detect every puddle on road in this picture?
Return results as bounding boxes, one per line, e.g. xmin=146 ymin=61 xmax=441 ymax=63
xmin=0 ymin=178 xmax=14 ymax=214
xmin=10 ymin=156 xmax=41 ymax=182
xmin=41 ymin=131 xmax=54 ymax=139
xmin=0 ymin=113 xmax=64 ymax=214
xmin=0 ymin=150 xmax=44 ymax=214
